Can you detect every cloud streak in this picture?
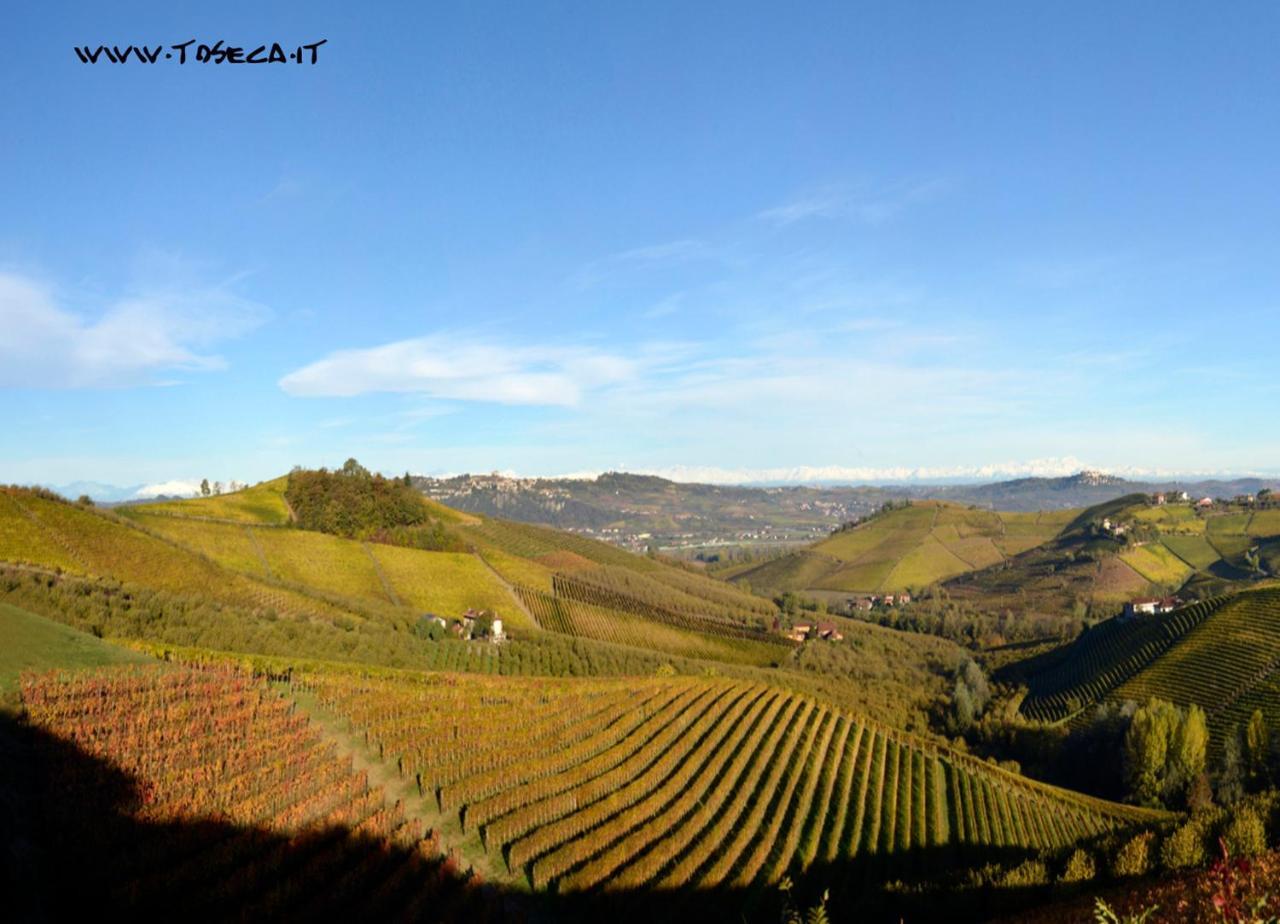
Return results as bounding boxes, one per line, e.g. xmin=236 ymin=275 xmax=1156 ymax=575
xmin=758 ymin=179 xmax=947 ymax=227
xmin=279 ymin=335 xmax=637 ymax=406
xmin=0 ymin=271 xmax=265 ymax=389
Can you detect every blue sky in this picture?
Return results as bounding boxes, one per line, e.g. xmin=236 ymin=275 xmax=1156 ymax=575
xmin=3 ymin=2 xmax=1279 ymax=493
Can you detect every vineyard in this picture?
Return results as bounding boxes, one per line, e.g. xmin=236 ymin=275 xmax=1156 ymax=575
xmin=729 ymin=502 xmax=1074 ymax=598
xmin=1107 ymin=588 xmax=1280 ymax=742
xmin=15 ymin=666 xmax=481 ymax=918
xmin=303 ymin=672 xmax=1165 ymax=895
xmin=463 ymin=517 xmax=665 ymax=572
xmin=464 ymin=515 xmax=779 ymax=617
xmin=512 ymin=584 xmax=787 ymax=666
xmin=550 ymin=570 xmax=780 ymax=640
xmin=0 ymin=489 xmax=365 ymax=625
xmin=1013 ymin=596 xmax=1229 ymax=723
xmin=1118 ymin=543 xmax=1194 ymax=587
xmin=127 ymin=476 xmax=293 ymax=525
xmin=1013 ymin=589 xmax=1280 ymax=738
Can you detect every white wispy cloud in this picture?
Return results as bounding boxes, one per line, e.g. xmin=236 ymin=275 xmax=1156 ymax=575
xmin=570 ymin=238 xmax=716 ymax=288
xmin=758 ymin=179 xmax=947 ymax=227
xmin=0 ymin=270 xmax=265 ymax=388
xmin=279 ymin=335 xmax=637 ymax=405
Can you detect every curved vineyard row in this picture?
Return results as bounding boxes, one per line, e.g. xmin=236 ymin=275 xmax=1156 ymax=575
xmin=304 ymin=672 xmax=1167 ymax=894
xmin=549 ymin=572 xmax=788 ymax=644
xmin=512 ymin=583 xmax=789 ymax=666
xmin=17 ymin=666 xmax=480 ymax=918
xmin=1106 ymin=589 xmax=1280 ymax=742
xmin=1014 ymin=595 xmax=1229 ymax=723
xmin=552 ymin=567 xmax=774 ymax=632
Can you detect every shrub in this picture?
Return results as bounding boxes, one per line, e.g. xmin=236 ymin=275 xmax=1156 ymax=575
xmin=999 ymin=859 xmax=1049 ymax=888
xmin=1111 ymin=831 xmax=1155 ymax=878
xmin=1160 ymin=820 xmax=1206 ymax=871
xmin=1223 ymin=806 xmax=1267 ymax=858
xmin=1060 ymin=847 xmax=1096 ymax=884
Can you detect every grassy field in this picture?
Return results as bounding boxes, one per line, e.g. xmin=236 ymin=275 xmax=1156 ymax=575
xmin=477 ymin=547 xmax=557 ymax=592
xmin=732 ymin=501 xmax=1072 ymax=597
xmin=1206 ymin=514 xmax=1255 ymax=562
xmin=1119 ymin=542 xmax=1194 ymax=586
xmin=124 ymin=507 xmax=525 ymax=623
xmin=0 ymin=602 xmax=150 ymax=695
xmin=515 ymin=586 xmax=785 ymax=666
xmin=1159 ymin=533 xmax=1221 ymax=570
xmin=1249 ymin=508 xmax=1280 ymax=537
xmin=129 ymin=477 xmax=293 ymax=524
xmin=1131 ymin=504 xmax=1205 ymax=534
xmin=253 ymin=527 xmax=392 ymax=604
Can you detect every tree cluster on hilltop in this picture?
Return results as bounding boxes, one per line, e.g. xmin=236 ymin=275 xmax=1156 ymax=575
xmin=285 ymin=459 xmax=437 ymax=539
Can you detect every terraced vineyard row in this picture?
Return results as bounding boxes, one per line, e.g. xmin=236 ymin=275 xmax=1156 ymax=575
xmin=18 ymin=666 xmax=479 ymax=917
xmin=305 ymin=672 xmax=1166 ymax=894
xmin=512 ymin=584 xmax=786 ymax=666
xmin=1016 ymin=596 xmax=1228 ymax=723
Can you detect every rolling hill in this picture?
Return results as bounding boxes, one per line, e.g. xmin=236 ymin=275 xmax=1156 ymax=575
xmin=1005 ymin=586 xmax=1280 ymax=746
xmin=305 ymin=670 xmax=1166 ymax=895
xmin=726 ymin=501 xmax=1074 ymax=599
xmin=417 ymin=469 xmax=1279 ymax=554
xmin=0 ymin=470 xmax=1209 ymax=922
xmin=0 ymin=475 xmax=971 ymax=730
xmin=8 ymin=663 xmax=476 ymax=919
xmin=940 ymin=493 xmax=1280 ymax=626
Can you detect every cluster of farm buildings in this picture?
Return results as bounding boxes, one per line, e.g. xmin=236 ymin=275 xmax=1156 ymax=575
xmin=421 ymin=608 xmax=506 ymax=642
xmin=1121 ymin=596 xmax=1182 ymax=619
xmin=848 ymin=591 xmax=912 ymax=611
xmin=784 ymin=620 xmax=845 ymax=643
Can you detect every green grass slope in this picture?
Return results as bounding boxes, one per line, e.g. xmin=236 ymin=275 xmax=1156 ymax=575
xmin=0 ymin=602 xmax=149 ymax=695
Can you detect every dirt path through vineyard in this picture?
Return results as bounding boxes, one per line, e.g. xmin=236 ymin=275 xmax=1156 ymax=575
xmin=287 ymin=686 xmax=525 ymax=888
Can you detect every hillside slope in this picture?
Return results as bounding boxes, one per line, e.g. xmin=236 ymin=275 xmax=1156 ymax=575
xmin=306 ymin=670 xmax=1167 ymax=894
xmin=948 ymin=495 xmax=1280 ymax=621
xmin=729 ymin=502 xmax=1073 ymax=598
xmin=0 ymin=482 xmax=965 ymax=730
xmin=1006 ymin=586 xmax=1280 ymax=745
xmin=8 ymin=665 xmax=474 ymax=918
